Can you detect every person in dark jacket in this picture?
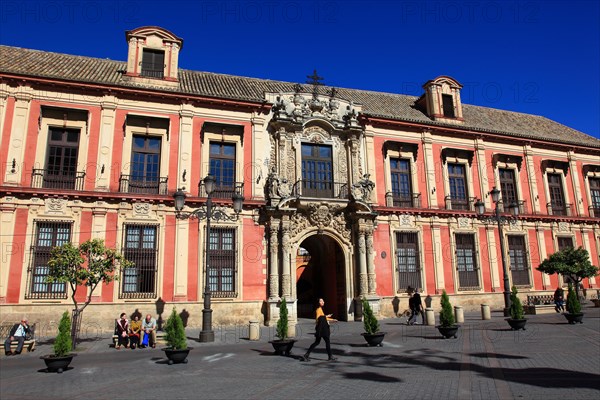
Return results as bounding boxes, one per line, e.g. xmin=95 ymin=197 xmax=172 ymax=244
xmin=115 ymin=313 xmax=129 ymax=350
xmin=302 ymin=298 xmax=337 ymax=362
xmin=4 ymin=318 xmax=31 ymax=355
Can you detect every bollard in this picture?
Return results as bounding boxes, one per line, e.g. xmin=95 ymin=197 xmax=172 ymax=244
xmin=454 ymin=306 xmax=464 ymax=323
xmin=425 ymin=308 xmax=435 ymax=326
xmin=249 ymin=320 xmax=260 ymax=341
xmin=481 ymin=304 xmax=491 ymax=320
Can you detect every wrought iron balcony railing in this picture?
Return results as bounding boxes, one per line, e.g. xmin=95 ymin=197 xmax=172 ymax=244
xmin=119 ymin=175 xmax=168 ymax=195
xmin=198 ymin=181 xmax=244 ymax=199
xmin=140 ymin=63 xmax=164 ymax=79
xmin=589 ymin=205 xmax=600 ymax=218
xmin=445 ymin=195 xmax=477 ymax=211
xmin=292 ymin=179 xmax=349 ymax=199
xmin=385 ymin=192 xmax=421 ymax=208
xmin=31 ymin=169 xmax=85 ymax=191
xmin=546 ymin=202 xmax=573 ymax=217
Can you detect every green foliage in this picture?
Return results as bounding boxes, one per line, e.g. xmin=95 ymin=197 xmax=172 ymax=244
xmin=53 ymin=311 xmax=72 ymax=357
xmin=566 ymin=284 xmax=581 ymax=314
xmin=439 ymin=290 xmax=455 ymax=328
xmin=538 ymin=247 xmax=599 ymax=285
xmin=509 ymin=286 xmax=525 ymax=320
xmin=164 ymin=308 xmax=187 ymax=350
xmin=276 ymin=298 xmax=288 ymax=340
xmin=362 ymin=299 xmax=380 ymax=334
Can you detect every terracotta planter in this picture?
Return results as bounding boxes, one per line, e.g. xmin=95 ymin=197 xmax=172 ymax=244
xmin=163 ymin=348 xmax=191 ymax=365
xmin=506 ymin=318 xmax=527 ymax=331
xmin=269 ymin=339 xmax=296 ymax=356
xmin=436 ymin=325 xmax=459 ymax=339
xmin=361 ymin=332 xmax=386 ymax=347
xmin=40 ymin=354 xmax=76 ymax=373
xmin=564 ymin=313 xmax=584 ymax=325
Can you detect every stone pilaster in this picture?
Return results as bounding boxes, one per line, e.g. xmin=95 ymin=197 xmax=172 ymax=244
xmin=0 ymin=200 xmax=17 ymax=299
xmin=366 ymin=231 xmax=376 ymax=295
xmin=268 ymin=220 xmax=280 ymax=299
xmin=524 ymin=145 xmax=540 ymax=214
xmin=96 ymin=98 xmax=117 ymax=190
xmin=421 ymin=131 xmax=437 ymax=208
xmin=281 ymin=216 xmax=291 ymax=298
xmin=4 ymin=90 xmax=33 ymax=185
xmin=178 ymin=106 xmax=195 ymax=192
xmin=358 ymin=228 xmax=368 ymax=296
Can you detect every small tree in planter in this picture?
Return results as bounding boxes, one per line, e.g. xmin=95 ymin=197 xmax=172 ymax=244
xmin=565 ymin=284 xmax=583 ymax=324
xmin=507 ymin=286 xmax=527 ymax=330
xmin=46 ymin=239 xmax=132 ymax=350
xmin=361 ymin=299 xmax=385 ymax=346
xmin=437 ymin=291 xmax=459 ymax=339
xmin=270 ymin=298 xmax=296 ymax=356
xmin=163 ymin=308 xmax=191 ymax=364
xmin=41 ymin=311 xmax=76 ymax=373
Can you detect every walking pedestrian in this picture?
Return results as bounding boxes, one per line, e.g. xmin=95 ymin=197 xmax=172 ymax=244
xmin=301 ymin=298 xmax=337 ymax=362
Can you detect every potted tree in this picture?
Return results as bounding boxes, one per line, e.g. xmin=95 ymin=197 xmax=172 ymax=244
xmin=163 ymin=307 xmax=191 ymax=364
xmin=41 ymin=311 xmax=76 ymax=373
xmin=506 ymin=286 xmax=527 ymax=330
xmin=46 ymin=239 xmax=132 ymax=350
xmin=269 ymin=298 xmax=296 ymax=356
xmin=361 ymin=299 xmax=386 ymax=346
xmin=437 ymin=291 xmax=459 ymax=339
xmin=564 ymin=284 xmax=584 ymax=324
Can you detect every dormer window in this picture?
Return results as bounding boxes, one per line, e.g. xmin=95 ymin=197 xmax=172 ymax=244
xmin=125 ymin=26 xmax=183 ymax=84
xmin=420 ymin=76 xmax=464 ymax=123
xmin=442 ymin=94 xmax=455 ymax=118
xmin=141 ymin=49 xmax=165 ymax=79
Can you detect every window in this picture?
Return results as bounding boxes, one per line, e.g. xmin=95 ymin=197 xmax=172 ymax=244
xmin=589 ymin=178 xmax=600 ymax=217
xmin=121 ymin=225 xmax=158 ymax=298
xmin=499 ymin=168 xmax=517 ymax=206
xmin=26 ymin=221 xmax=71 ymax=299
xmin=41 ymin=128 xmax=81 ymax=190
xmin=207 ymin=142 xmax=237 ymax=198
xmin=390 ymin=158 xmax=414 ymax=207
xmin=396 ymin=232 xmax=421 ymax=291
xmin=557 ymin=236 xmax=574 ymax=251
xmin=128 ymin=135 xmax=162 ymax=194
xmin=547 ymin=173 xmax=566 ymax=215
xmin=442 ymin=94 xmax=455 ymax=118
xmin=508 ymin=236 xmax=530 ymax=286
xmin=141 ymin=49 xmax=165 ymax=79
xmin=455 ymin=234 xmax=480 ymax=290
xmin=207 ymin=227 xmax=236 ymax=297
xmin=448 ymin=163 xmax=469 ymax=210
xmin=301 ymin=144 xmax=334 ymax=198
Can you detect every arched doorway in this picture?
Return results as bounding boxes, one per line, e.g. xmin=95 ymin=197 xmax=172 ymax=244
xmin=296 ymin=234 xmax=347 ymax=321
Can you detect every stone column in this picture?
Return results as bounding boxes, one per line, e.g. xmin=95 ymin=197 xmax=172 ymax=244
xmin=281 ymin=216 xmax=291 ymax=298
xmin=366 ymin=230 xmax=376 ymax=295
xmin=96 ymin=98 xmax=117 ymax=190
xmin=358 ymin=228 xmax=368 ymax=296
xmin=268 ymin=220 xmax=280 ymax=299
xmin=4 ymin=90 xmax=33 ymax=185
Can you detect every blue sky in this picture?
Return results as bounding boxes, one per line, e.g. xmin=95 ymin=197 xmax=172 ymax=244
xmin=1 ymin=0 xmax=598 ymax=139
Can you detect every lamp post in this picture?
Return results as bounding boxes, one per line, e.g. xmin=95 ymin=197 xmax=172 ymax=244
xmin=474 ymin=187 xmax=519 ymax=317
xmin=173 ymin=175 xmax=244 ymax=342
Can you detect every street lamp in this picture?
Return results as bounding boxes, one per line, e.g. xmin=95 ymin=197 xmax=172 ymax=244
xmin=173 ymin=175 xmax=244 ymax=342
xmin=474 ymin=187 xmax=519 ymax=317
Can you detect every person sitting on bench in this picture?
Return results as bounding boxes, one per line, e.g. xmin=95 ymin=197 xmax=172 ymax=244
xmin=4 ymin=317 xmax=31 ymax=356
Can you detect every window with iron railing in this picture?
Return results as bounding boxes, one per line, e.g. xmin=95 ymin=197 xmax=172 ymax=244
xmin=390 ymin=158 xmax=416 ymax=207
xmin=141 ymin=49 xmax=164 ymax=79
xmin=40 ymin=128 xmax=81 ymax=190
xmin=499 ymin=168 xmax=517 ymax=205
xmin=455 ymin=233 xmax=480 ymax=290
xmin=124 ymin=135 xmax=165 ymax=194
xmin=589 ymin=177 xmax=600 ymax=217
xmin=121 ymin=224 xmax=158 ymax=299
xmin=25 ymin=221 xmax=71 ymax=299
xmin=207 ymin=227 xmax=237 ymax=297
xmin=547 ymin=173 xmax=566 ymax=215
xmin=301 ymin=143 xmax=334 ymax=198
xmin=207 ymin=142 xmax=237 ymax=198
xmin=508 ymin=235 xmax=531 ymax=286
xmin=396 ymin=231 xmax=422 ymax=292
xmin=448 ymin=163 xmax=469 ymax=210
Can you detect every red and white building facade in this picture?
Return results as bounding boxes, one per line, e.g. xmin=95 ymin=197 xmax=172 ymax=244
xmin=1 ymin=27 xmax=599 ymax=330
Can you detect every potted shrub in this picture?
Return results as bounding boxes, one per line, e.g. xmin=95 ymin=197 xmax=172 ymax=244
xmin=361 ymin=299 xmax=386 ymax=346
xmin=506 ymin=286 xmax=527 ymax=331
xmin=41 ymin=311 xmax=76 ymax=373
xmin=437 ymin=291 xmax=459 ymax=339
xmin=564 ymin=284 xmax=584 ymax=324
xmin=269 ymin=298 xmax=296 ymax=356
xmin=163 ymin=307 xmax=191 ymax=364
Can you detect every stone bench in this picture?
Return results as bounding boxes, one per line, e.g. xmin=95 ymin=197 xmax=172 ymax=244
xmin=0 ymin=323 xmax=37 ymax=354
xmin=525 ymin=295 xmax=556 ymax=315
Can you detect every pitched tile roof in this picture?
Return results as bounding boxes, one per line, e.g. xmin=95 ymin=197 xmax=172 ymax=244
xmin=1 ymin=45 xmax=598 ymax=148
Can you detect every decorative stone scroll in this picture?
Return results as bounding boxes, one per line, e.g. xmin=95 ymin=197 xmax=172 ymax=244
xmin=45 ymin=198 xmax=66 ymax=214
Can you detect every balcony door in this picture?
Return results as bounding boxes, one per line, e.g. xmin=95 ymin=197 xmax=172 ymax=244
xmin=301 ymin=144 xmax=333 ymax=198
xmin=547 ymin=173 xmax=566 ymax=215
xmin=130 ymin=135 xmax=161 ymax=194
xmin=44 ymin=128 xmax=79 ymax=189
xmin=391 ymin=158 xmax=413 ymax=207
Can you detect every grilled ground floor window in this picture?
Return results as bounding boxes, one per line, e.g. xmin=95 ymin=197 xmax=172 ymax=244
xmin=26 ymin=221 xmax=71 ymax=299
xmin=396 ymin=231 xmax=422 ymax=291
xmin=455 ymin=233 xmax=480 ymax=290
xmin=508 ymin=236 xmax=531 ymax=286
xmin=121 ymin=224 xmax=158 ymax=299
xmin=207 ymin=227 xmax=237 ymax=297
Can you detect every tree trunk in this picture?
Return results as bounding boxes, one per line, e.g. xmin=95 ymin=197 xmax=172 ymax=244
xmin=70 ymin=309 xmax=82 ymax=351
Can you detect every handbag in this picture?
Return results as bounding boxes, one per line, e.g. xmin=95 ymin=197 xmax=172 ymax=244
xmin=141 ymin=333 xmax=149 ymax=346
